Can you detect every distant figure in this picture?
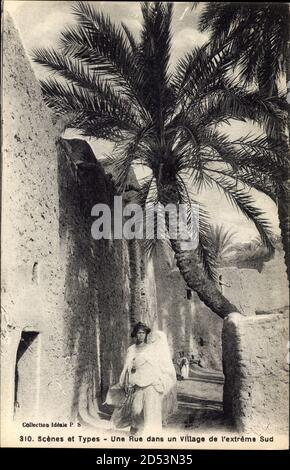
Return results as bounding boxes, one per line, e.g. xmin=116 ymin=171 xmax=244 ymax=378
xmin=179 ymin=352 xmax=189 ymax=380
xmin=218 ymin=274 xmax=231 ymax=294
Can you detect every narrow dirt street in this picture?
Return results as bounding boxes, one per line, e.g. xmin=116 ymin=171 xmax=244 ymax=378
xmin=166 ymin=366 xmax=227 ymax=432
xmin=98 ymin=365 xmax=230 ymax=434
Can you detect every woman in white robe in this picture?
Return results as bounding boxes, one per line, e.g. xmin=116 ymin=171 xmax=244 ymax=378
xmin=180 ymin=355 xmax=189 ymax=379
xmin=108 ymin=322 xmax=177 ymax=434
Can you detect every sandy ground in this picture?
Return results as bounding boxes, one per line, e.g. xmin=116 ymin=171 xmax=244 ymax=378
xmin=98 ymin=365 xmax=229 ymax=434
xmin=166 ymin=366 xmax=227 ymax=431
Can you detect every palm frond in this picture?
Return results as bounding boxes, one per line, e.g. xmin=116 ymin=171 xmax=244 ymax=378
xmin=209 ymin=174 xmax=275 ymax=255
xmin=105 ymin=126 xmax=154 ymax=192
xmin=198 ymin=2 xmax=289 ymax=92
xmin=138 ymin=2 xmax=174 ymax=128
xmin=140 ymin=176 xmax=171 ymax=258
xmin=135 ymin=175 xmax=155 ymax=208
xmin=199 ymin=2 xmax=248 ymax=42
xmin=32 ymin=47 xmax=98 ymax=91
xmin=121 ymin=22 xmax=139 ymax=53
xmin=191 ymin=128 xmax=288 ymax=184
xmin=208 ymin=224 xmax=237 ymax=260
xmin=233 ymin=135 xmax=289 ymax=174
xmin=190 ymin=87 xmax=287 ymax=139
xmin=172 ymin=174 xmax=218 ymax=281
xmin=39 ymin=77 xmax=140 ymax=138
xmin=172 ymin=42 xmax=234 ymax=105
xmin=59 ymin=1 xmax=147 ymax=117
xmin=208 ymin=167 xmax=277 ymax=202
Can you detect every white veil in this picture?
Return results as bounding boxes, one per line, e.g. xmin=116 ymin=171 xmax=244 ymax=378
xmin=149 ymin=330 xmax=178 ymax=422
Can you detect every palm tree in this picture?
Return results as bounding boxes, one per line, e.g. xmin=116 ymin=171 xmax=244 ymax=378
xmin=32 ymin=2 xmax=285 ymax=318
xmin=198 ymin=3 xmax=289 ymax=96
xmin=208 ymin=224 xmax=236 ymax=265
xmin=198 ymin=2 xmax=290 ymax=280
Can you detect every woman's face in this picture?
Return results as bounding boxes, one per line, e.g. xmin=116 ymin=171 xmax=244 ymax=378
xmin=136 ymin=329 xmax=146 ymax=344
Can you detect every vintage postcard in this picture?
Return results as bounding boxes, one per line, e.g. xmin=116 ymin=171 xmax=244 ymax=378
xmin=1 ymin=0 xmax=289 ymax=452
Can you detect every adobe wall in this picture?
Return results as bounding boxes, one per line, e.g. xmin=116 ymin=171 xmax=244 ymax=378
xmin=2 ymin=13 xmax=66 ymax=425
xmin=1 ymin=14 xmax=149 ymax=434
xmin=153 ymin=241 xmax=289 ymax=371
xmin=222 ymin=312 xmax=289 ymax=435
xmin=218 ymin=251 xmax=289 ymax=316
xmin=153 ymin=244 xmax=223 ymax=370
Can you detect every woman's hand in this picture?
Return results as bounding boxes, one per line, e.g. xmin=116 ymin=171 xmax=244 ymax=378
xmin=118 ymin=381 xmax=129 ymax=395
xmin=153 ymin=379 xmax=164 ymax=394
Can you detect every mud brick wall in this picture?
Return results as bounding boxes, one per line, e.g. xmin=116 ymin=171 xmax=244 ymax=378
xmin=1 ymin=14 xmax=151 ymax=433
xmin=222 ymin=312 xmax=289 ymax=435
xmin=153 ymin=243 xmax=288 ymax=371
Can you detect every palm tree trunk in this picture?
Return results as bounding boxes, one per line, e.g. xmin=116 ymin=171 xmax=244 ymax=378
xmin=274 ymin=11 xmax=290 ymax=282
xmin=277 ymin=186 xmax=290 ymax=281
xmin=159 ymin=182 xmax=239 ymax=319
xmin=169 ymin=238 xmax=238 ymax=319
xmin=281 ymin=5 xmax=290 ymax=282
xmin=257 ymin=19 xmax=290 ymax=282
xmin=272 ymin=5 xmax=290 ymax=282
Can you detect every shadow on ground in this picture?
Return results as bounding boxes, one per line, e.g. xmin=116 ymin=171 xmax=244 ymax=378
xmin=97 ymin=366 xmax=231 ymax=433
xmin=166 ymin=366 xmax=230 ymax=431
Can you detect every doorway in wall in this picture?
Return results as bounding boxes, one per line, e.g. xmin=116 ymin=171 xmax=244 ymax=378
xmin=14 ymin=330 xmax=40 ymax=420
